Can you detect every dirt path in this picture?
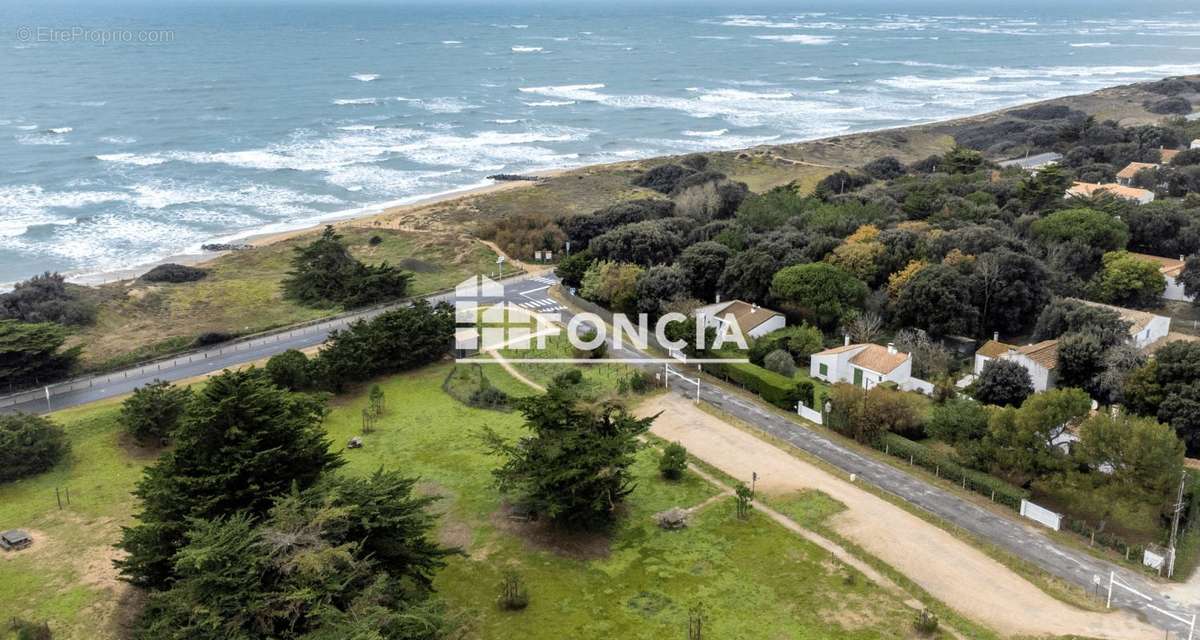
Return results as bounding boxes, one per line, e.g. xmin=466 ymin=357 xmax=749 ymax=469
xmin=486 ymin=349 xmax=545 ymax=392
xmin=637 ymin=394 xmax=1160 ymax=640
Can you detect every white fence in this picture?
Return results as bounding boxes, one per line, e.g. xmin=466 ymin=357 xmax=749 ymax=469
xmin=1019 ymin=498 xmax=1063 ymax=531
xmin=797 ymin=403 xmax=824 ymax=425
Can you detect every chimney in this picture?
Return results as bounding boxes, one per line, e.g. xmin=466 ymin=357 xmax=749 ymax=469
xmin=993 ymin=331 xmax=999 ymax=342
xmin=844 ymin=334 xmax=850 ymax=346
xmin=887 ymin=343 xmax=897 ymax=355
xmin=1181 ymin=255 xmax=1186 ymax=262
xmin=715 ymin=293 xmax=721 ymax=303
xmin=751 ymin=303 xmax=758 ymax=312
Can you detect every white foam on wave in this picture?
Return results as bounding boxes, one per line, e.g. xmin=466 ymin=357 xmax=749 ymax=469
xmin=683 ymin=129 xmax=729 ymax=138
xmin=333 ymin=98 xmax=379 ymax=106
xmin=442 ymin=40 xmax=462 ymax=45
xmin=48 ymin=127 xmax=73 ymax=134
xmin=863 ymin=58 xmax=967 ymax=69
xmin=490 ymin=118 xmax=523 ymax=124
xmin=338 ymin=124 xmax=378 ymax=131
xmin=78 ymin=101 xmax=107 ymax=107
xmin=0 ymin=185 xmax=128 ymax=236
xmin=15 ymin=124 xmax=38 ymax=131
xmin=693 ymin=35 xmax=733 ymax=40
xmin=16 ymin=133 xmax=69 ymax=146
xmin=523 ymin=100 xmax=575 ymax=107
xmin=351 ymin=73 xmax=381 ymax=82
xmin=99 ymin=136 xmax=136 ymax=144
xmin=97 ymin=153 xmax=168 ymax=166
xmin=512 ymin=46 xmax=544 ymax=53
xmin=1070 ymin=42 xmax=1112 ymax=47
xmin=754 ymin=34 xmax=835 ymax=45
xmin=720 ymin=16 xmax=806 ymax=29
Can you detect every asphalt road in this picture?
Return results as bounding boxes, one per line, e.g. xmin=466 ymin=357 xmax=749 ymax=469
xmin=5 ymin=273 xmax=1195 ymax=634
xmin=0 ymin=272 xmax=543 ymax=416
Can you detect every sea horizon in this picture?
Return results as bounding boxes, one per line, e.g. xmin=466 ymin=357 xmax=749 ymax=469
xmin=4 ymin=0 xmax=1200 ymax=284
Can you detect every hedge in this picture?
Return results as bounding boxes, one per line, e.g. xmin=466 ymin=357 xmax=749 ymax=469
xmin=877 ymin=433 xmax=1028 ymax=509
xmin=706 ymin=361 xmax=814 ymax=410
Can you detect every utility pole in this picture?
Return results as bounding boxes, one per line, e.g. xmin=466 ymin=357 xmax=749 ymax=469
xmin=1168 ymin=470 xmax=1188 ymax=578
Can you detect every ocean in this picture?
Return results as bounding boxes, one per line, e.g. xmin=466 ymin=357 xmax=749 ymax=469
xmin=3 ymin=0 xmax=1199 ymax=284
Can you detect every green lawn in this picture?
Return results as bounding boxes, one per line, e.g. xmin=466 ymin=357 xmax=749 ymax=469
xmin=2 ymin=361 xmax=952 ymax=639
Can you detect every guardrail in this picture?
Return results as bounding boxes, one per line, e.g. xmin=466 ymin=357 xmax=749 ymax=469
xmin=0 ymin=271 xmax=531 ymax=411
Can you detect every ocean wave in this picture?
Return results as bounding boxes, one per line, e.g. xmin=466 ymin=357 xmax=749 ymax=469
xmin=15 ymin=124 xmax=38 ymax=131
xmin=337 ymin=124 xmax=378 ymax=131
xmin=99 ymin=136 xmax=137 ymax=144
xmin=693 ymin=35 xmax=733 ymax=40
xmin=47 ymin=127 xmax=73 ymax=134
xmin=490 ymin=118 xmax=524 ymax=124
xmin=350 ymin=73 xmax=381 ymax=82
xmin=753 ymin=34 xmax=835 ymax=45
xmin=16 ymin=133 xmax=69 ymax=146
xmin=523 ymin=100 xmax=576 ymax=107
xmin=862 ymin=58 xmax=967 ymax=69
xmin=442 ymin=40 xmax=462 ymax=45
xmin=511 ymin=46 xmax=544 ymax=53
xmin=683 ymin=128 xmax=729 ymax=137
xmin=1070 ymin=42 xmax=1112 ymax=47
xmin=97 ymin=153 xmax=168 ymax=166
xmin=332 ymin=98 xmax=379 ymax=106
xmin=720 ymin=16 xmax=807 ymax=29
xmin=0 ymin=185 xmax=128 ymax=228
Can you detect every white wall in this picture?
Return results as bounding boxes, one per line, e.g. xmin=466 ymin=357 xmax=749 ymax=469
xmin=1164 ymin=276 xmax=1192 ymax=303
xmin=748 ymin=314 xmax=786 ymax=339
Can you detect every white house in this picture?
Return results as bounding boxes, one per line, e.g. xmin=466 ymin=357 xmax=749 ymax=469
xmin=974 ymin=338 xmax=1059 ymax=392
xmin=811 ymin=340 xmax=913 ymax=390
xmin=1126 ymin=253 xmax=1191 ymax=302
xmin=694 ymin=300 xmax=785 ymax=340
xmin=1066 ymin=181 xmax=1155 ymax=205
xmin=1192 ymin=139 xmax=1200 ymax=150
xmin=1074 ymin=299 xmax=1171 ymax=349
xmin=998 ymin=152 xmax=1062 ymax=172
xmin=1115 ymin=161 xmax=1159 ymax=187
xmin=974 ymin=301 xmax=1172 ymax=393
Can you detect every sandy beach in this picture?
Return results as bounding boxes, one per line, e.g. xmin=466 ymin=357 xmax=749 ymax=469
xmin=67 ymin=171 xmax=562 ymax=287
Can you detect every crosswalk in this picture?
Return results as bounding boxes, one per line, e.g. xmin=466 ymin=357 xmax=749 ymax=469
xmin=515 ymin=298 xmax=566 ymax=312
xmin=529 ymin=275 xmax=557 ymax=285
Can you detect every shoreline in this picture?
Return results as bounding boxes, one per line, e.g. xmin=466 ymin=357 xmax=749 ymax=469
xmin=65 ymin=173 xmax=561 ymax=286
xmin=55 ymin=74 xmax=1194 ymax=288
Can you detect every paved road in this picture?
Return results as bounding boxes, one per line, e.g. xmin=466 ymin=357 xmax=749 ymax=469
xmin=0 ymin=272 xmax=544 ymax=416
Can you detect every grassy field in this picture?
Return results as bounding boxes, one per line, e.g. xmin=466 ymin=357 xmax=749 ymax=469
xmin=0 ymin=361 xmax=956 ymax=639
xmin=72 ymin=227 xmax=499 ymax=371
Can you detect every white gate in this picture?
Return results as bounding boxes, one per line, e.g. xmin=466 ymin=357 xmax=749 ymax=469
xmin=1019 ymin=499 xmax=1062 ymax=531
xmin=664 ymin=364 xmax=700 ymax=403
xmin=797 ymin=403 xmax=823 ymax=425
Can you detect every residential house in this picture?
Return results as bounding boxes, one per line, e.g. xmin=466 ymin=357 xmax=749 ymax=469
xmin=695 ymin=299 xmax=785 ymax=340
xmin=1126 ymin=252 xmax=1191 ymax=302
xmin=1192 ymin=139 xmax=1200 ymax=150
xmin=973 ymin=301 xmax=1171 ymax=392
xmin=974 ymin=338 xmax=1059 ymax=392
xmin=1159 ymin=148 xmax=1181 ymax=164
xmin=811 ymin=339 xmax=914 ymax=390
xmin=1074 ymin=298 xmax=1171 ymax=349
xmin=1066 ymin=181 xmax=1155 ymax=204
xmin=998 ymin=152 xmax=1062 ymax=172
xmin=1115 ymin=161 xmax=1159 ymax=186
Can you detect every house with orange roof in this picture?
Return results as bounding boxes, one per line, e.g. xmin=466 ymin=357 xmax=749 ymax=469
xmin=974 ymin=337 xmax=1059 ymax=392
xmin=695 ymin=299 xmax=786 ymax=340
xmin=1159 ymin=148 xmax=1181 ymax=164
xmin=1115 ymin=161 xmax=1159 ymax=186
xmin=1066 ymin=181 xmax=1155 ymax=204
xmin=810 ymin=338 xmax=915 ymax=390
xmin=1126 ymin=252 xmax=1191 ymax=302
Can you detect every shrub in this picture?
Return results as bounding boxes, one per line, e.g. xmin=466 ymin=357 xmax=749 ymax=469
xmin=140 ymin=263 xmax=208 ymax=283
xmin=629 ymin=371 xmax=651 ymax=393
xmin=634 ymin=164 xmax=693 ymax=194
xmin=194 ymin=331 xmax=233 ymax=346
xmin=706 ymin=361 xmax=814 ymax=410
xmin=469 ymin=386 xmax=509 ymax=410
xmin=913 ymin=610 xmax=939 ymax=636
xmin=283 ymin=226 xmax=411 ymax=308
xmin=0 ymin=414 xmax=69 ymax=483
xmin=0 ymin=272 xmax=95 ymax=326
xmin=499 ymin=571 xmax=532 ymax=612
xmin=368 ymin=234 xmax=383 ymax=246
xmin=863 ymin=156 xmax=905 ymax=180
xmin=1145 ymin=96 xmax=1192 ymax=115
xmin=120 ymin=380 xmax=191 ymax=445
xmin=974 ymin=359 xmax=1034 ymax=407
xmin=659 ymin=442 xmax=688 ymax=480
xmin=265 ymin=349 xmax=312 ymax=391
xmin=762 ymin=349 xmax=797 ymax=377
xmin=552 ymin=369 xmax=583 ymax=387
xmin=0 ymin=320 xmax=80 ymax=388
xmin=7 ymin=619 xmax=52 ymax=640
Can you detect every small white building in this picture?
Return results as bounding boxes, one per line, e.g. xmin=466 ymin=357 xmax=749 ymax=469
xmin=998 ymin=152 xmax=1062 ymax=172
xmin=974 ymin=339 xmax=1059 ymax=393
xmin=1066 ymin=181 xmax=1155 ymax=205
xmin=1074 ymin=299 xmax=1171 ymax=349
xmin=1126 ymin=253 xmax=1191 ymax=302
xmin=1192 ymin=139 xmax=1200 ymax=150
xmin=694 ymin=300 xmax=785 ymax=340
xmin=811 ymin=340 xmax=913 ymax=390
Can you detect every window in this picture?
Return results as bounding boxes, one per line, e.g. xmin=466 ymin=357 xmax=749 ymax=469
xmin=818 ymin=363 xmax=828 ymax=377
